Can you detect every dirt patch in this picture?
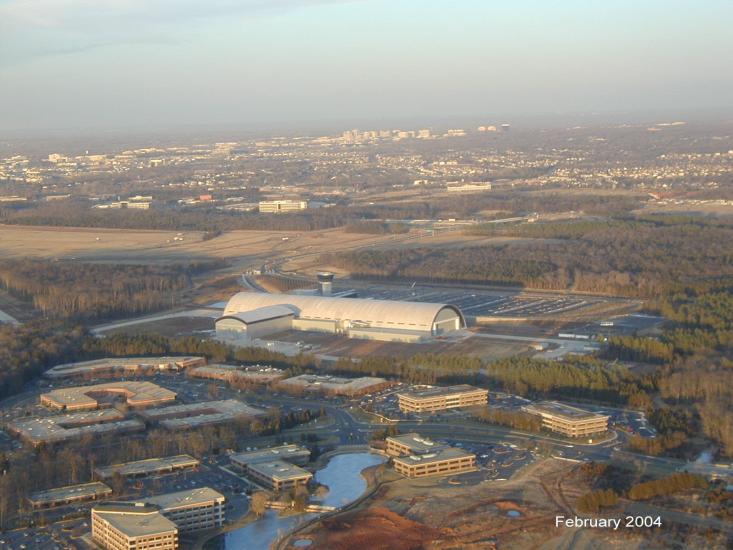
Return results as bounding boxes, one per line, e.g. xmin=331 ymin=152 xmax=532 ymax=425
xmin=298 ymin=507 xmax=441 ymax=550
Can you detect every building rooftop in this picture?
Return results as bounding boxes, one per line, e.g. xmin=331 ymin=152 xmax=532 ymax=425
xmin=29 ymin=482 xmax=112 ymax=505
xmin=247 ymin=460 xmax=313 ymax=481
xmin=386 ymin=433 xmax=443 ymax=453
xmin=393 ymin=446 xmax=475 ymax=466
xmin=189 ymin=364 xmax=285 ymax=382
xmin=44 ymin=356 xmax=205 ymax=379
xmin=144 ymin=487 xmax=225 ymax=510
xmin=230 ymin=444 xmax=310 ymax=465
xmin=41 ymin=381 xmax=177 ymax=409
xmin=139 ymin=399 xmax=265 ymax=429
xmin=217 ymin=305 xmax=295 ymax=325
xmin=280 ymin=374 xmax=387 ymax=392
xmin=224 ymin=291 xmax=466 ymax=332
xmin=523 ymin=401 xmax=609 ymax=421
xmin=8 ymin=409 xmax=144 ymax=443
xmin=95 ymin=455 xmax=200 ymax=478
xmin=397 ymin=384 xmax=486 ymax=399
xmin=94 ymin=503 xmax=178 ymax=538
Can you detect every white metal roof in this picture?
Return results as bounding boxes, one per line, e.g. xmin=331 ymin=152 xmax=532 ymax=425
xmin=223 ymin=292 xmax=465 ymax=331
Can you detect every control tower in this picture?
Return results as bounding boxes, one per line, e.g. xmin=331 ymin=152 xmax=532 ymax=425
xmin=317 ymin=271 xmax=335 ymax=296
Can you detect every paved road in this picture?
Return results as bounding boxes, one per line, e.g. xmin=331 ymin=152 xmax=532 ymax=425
xmin=91 ymin=307 xmax=221 ymax=334
xmin=0 ymin=307 xmax=20 ymax=325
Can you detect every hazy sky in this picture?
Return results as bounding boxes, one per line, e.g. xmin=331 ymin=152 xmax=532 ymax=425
xmin=1 ymin=0 xmax=731 ymax=134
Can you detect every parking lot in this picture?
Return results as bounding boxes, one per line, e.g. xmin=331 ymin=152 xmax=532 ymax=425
xmin=353 ymin=283 xmax=630 ymax=320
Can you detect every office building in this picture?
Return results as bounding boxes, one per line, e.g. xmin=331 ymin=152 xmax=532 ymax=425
xmin=522 ymin=401 xmax=609 ymax=438
xmin=396 ymin=385 xmax=488 ymax=413
xmin=392 ymin=447 xmax=477 ymax=478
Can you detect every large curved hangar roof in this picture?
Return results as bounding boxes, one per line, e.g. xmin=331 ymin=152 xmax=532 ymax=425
xmin=223 ymin=292 xmax=465 ymax=331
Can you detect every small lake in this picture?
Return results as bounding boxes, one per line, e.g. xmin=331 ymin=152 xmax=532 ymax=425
xmin=210 ymin=452 xmax=385 ymax=550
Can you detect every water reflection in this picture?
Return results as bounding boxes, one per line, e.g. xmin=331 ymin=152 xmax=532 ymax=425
xmin=212 ymin=452 xmax=385 ymax=550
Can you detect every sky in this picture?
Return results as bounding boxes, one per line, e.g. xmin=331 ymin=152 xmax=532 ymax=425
xmin=0 ymin=0 xmax=732 ymax=134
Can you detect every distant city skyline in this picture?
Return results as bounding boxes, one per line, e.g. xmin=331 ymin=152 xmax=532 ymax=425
xmin=1 ymin=0 xmax=732 ymax=134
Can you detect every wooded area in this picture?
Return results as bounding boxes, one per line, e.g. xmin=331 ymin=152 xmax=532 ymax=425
xmin=0 ymin=259 xmax=222 ymax=320
xmin=327 ymin=216 xmax=733 ymax=297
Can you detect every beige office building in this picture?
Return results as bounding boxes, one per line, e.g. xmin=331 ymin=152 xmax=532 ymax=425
xmin=245 ymin=460 xmax=313 ymax=492
xmin=258 ymin=200 xmax=308 ymax=213
xmin=385 ymin=433 xmax=442 ymax=457
xmin=397 ymin=385 xmax=488 ymax=413
xmin=392 ymin=447 xmax=477 ymax=478
xmin=92 ymin=503 xmax=178 ymax=550
xmin=146 ymin=487 xmax=226 ymax=533
xmin=523 ymin=401 xmax=609 ymax=438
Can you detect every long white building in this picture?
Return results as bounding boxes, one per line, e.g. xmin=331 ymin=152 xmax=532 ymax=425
xmin=216 ymin=291 xmax=465 ymax=343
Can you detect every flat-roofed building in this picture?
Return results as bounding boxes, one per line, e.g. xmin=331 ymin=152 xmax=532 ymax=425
xmin=7 ymin=409 xmax=145 ymax=446
xmin=44 ymin=357 xmax=205 ymax=380
xmin=522 ymin=401 xmax=609 ymax=438
xmin=230 ymin=444 xmax=311 ymax=469
xmin=145 ymin=487 xmax=225 ymax=533
xmin=40 ymin=381 xmax=177 ymax=411
xmin=397 ymin=385 xmax=488 ymax=413
xmin=188 ymin=364 xmax=285 ymax=385
xmin=279 ymin=374 xmax=390 ymax=397
xmin=258 ymin=199 xmax=308 ymax=213
xmin=244 ymin=460 xmax=313 ymax=492
xmin=392 ymin=447 xmax=477 ymax=478
xmin=92 ymin=502 xmax=178 ymax=550
xmin=28 ymin=482 xmax=112 ymax=509
xmin=138 ymin=399 xmax=265 ymax=430
xmin=95 ymin=455 xmax=200 ymax=480
xmin=385 ymin=433 xmax=443 ymax=457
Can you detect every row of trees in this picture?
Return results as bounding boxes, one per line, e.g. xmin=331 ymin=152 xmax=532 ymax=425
xmin=628 ymin=472 xmax=708 ymax=501
xmin=472 ymin=407 xmax=542 ymax=432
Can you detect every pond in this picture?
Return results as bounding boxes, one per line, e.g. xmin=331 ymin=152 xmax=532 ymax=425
xmin=209 ymin=452 xmax=385 ymax=550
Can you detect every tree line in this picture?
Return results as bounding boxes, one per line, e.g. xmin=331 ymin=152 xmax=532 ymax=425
xmin=0 ymin=258 xmax=224 ymax=321
xmin=327 ymin=216 xmax=733 ymax=297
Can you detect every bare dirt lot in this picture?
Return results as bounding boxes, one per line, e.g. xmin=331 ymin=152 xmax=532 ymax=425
xmin=292 ymin=458 xmax=730 ymax=550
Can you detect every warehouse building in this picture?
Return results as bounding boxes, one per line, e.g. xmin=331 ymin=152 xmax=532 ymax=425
xmin=522 ymin=401 xmax=609 ymax=438
xmin=8 ymin=409 xmax=145 ymax=446
xmin=92 ymin=502 xmax=179 ymax=550
xmin=28 ymin=482 xmax=112 ymax=509
xmin=217 ymin=291 xmax=465 ymax=343
xmin=230 ymin=444 xmax=311 ymax=469
xmin=278 ymin=374 xmax=390 ymax=397
xmin=44 ymin=356 xmax=205 ymax=380
xmin=397 ymin=385 xmax=488 ymax=413
xmin=392 ymin=447 xmax=477 ymax=478
xmin=95 ymin=455 xmax=200 ymax=480
xmin=138 ymin=399 xmax=266 ymax=430
xmin=40 ymin=381 xmax=177 ymax=411
xmin=188 ymin=364 xmax=285 ymax=385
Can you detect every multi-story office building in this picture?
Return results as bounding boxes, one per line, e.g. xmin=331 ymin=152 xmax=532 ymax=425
xmin=244 ymin=460 xmax=313 ymax=492
xmin=392 ymin=447 xmax=477 ymax=478
xmin=522 ymin=401 xmax=609 ymax=438
xmin=92 ymin=502 xmax=179 ymax=550
xmin=145 ymin=487 xmax=225 ymax=533
xmin=396 ymin=385 xmax=488 ymax=413
xmin=258 ymin=200 xmax=308 ymax=213
xmin=385 ymin=433 xmax=442 ymax=457
xmin=230 ymin=444 xmax=311 ymax=469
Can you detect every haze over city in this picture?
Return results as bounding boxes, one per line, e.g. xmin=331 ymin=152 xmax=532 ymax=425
xmin=1 ymin=2 xmax=733 ymax=550
xmin=1 ymin=0 xmax=732 ymax=134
